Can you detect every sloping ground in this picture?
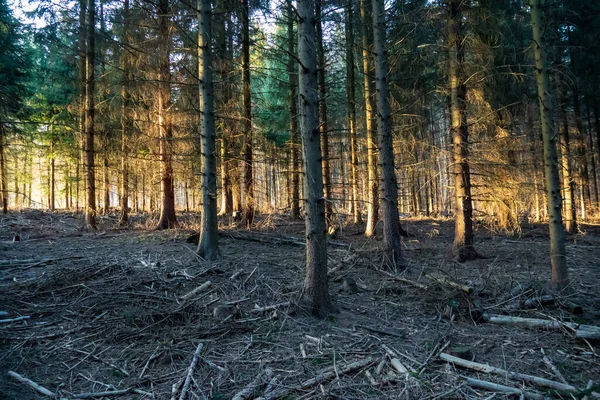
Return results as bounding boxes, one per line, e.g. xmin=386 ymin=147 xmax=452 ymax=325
xmin=1 ymin=210 xmax=599 ymax=399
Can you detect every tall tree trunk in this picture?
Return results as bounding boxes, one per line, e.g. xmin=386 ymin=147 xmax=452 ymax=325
xmin=345 ymin=2 xmax=362 ymax=224
xmin=361 ymin=0 xmax=378 ymax=237
xmin=288 ymin=0 xmax=300 ymax=219
xmin=298 ymin=0 xmax=333 ymax=317
xmin=241 ymin=0 xmax=254 ymax=228
xmin=0 ymin=124 xmax=7 ymax=214
xmin=85 ymin=0 xmax=97 ymax=229
xmin=560 ymin=102 xmax=576 ymax=233
xmin=197 ymin=0 xmax=219 ymax=260
xmin=372 ymin=0 xmax=402 ymax=268
xmin=119 ymin=0 xmax=131 ymax=224
xmin=316 ymin=0 xmax=332 ymax=222
xmin=156 ymin=0 xmax=177 ymax=229
xmin=50 ymin=139 xmax=55 ymax=212
xmin=530 ymin=0 xmax=567 ymax=288
xmin=572 ymin=90 xmax=591 ymax=220
xmin=448 ymin=0 xmax=476 ymax=261
xmin=78 ymin=0 xmax=87 ymax=215
xmin=585 ymin=101 xmax=599 ymax=210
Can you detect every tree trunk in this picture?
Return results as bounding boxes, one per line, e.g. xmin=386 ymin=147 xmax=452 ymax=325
xmin=585 ymin=101 xmax=599 ymax=210
xmin=197 ymin=0 xmax=219 ymax=260
xmin=530 ymin=0 xmax=567 ymax=289
xmin=50 ymin=139 xmax=55 ymax=212
xmin=361 ymin=0 xmax=378 ymax=237
xmin=372 ymin=0 xmax=402 ymax=268
xmin=448 ymin=0 xmax=476 ymax=261
xmin=345 ymin=2 xmax=362 ymax=224
xmin=560 ymin=102 xmax=576 ymax=233
xmin=298 ymin=0 xmax=334 ymax=318
xmin=572 ymin=90 xmax=591 ymax=221
xmin=78 ymin=0 xmax=86 ymax=216
xmin=156 ymin=0 xmax=177 ymax=229
xmin=119 ymin=0 xmax=131 ymax=225
xmin=316 ymin=0 xmax=332 ymax=222
xmin=241 ymin=0 xmax=254 ymax=228
xmin=288 ymin=0 xmax=300 ymax=219
xmin=85 ymin=0 xmax=97 ymax=229
xmin=0 ymin=124 xmax=7 ymax=214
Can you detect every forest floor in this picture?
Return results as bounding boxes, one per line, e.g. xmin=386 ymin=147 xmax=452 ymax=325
xmin=1 ymin=210 xmax=599 ymax=400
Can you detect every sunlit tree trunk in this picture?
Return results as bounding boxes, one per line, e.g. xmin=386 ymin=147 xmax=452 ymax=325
xmin=0 ymin=124 xmax=7 ymax=214
xmin=530 ymin=0 xmax=567 ymax=288
xmin=156 ymin=0 xmax=177 ymax=229
xmin=197 ymin=0 xmax=219 ymax=260
xmin=241 ymin=0 xmax=254 ymax=228
xmin=298 ymin=0 xmax=333 ymax=317
xmin=345 ymin=2 xmax=362 ymax=224
xmin=572 ymin=90 xmax=591 ymax=221
xmin=559 ymin=102 xmax=576 ymax=233
xmin=361 ymin=0 xmax=378 ymax=237
xmin=77 ymin=0 xmax=87 ymax=214
xmin=85 ymin=0 xmax=97 ymax=229
xmin=372 ymin=0 xmax=402 ymax=268
xmin=448 ymin=0 xmax=476 ymax=261
xmin=288 ymin=0 xmax=300 ymax=219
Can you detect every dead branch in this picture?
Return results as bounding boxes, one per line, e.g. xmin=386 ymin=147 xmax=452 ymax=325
xmin=178 ymin=343 xmax=204 ymax=400
xmin=8 ymin=371 xmax=57 ymax=398
xmin=463 ymin=376 xmax=544 ymax=399
xmin=231 ymin=368 xmax=274 ymax=400
xmin=425 ymin=274 xmax=473 ymax=294
xmin=482 ymin=313 xmax=600 ymax=340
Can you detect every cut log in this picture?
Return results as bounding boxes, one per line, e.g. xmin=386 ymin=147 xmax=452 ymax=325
xmin=482 ymin=313 xmax=600 ymax=340
xmin=440 ymin=353 xmax=576 ymax=392
xmin=464 ymin=377 xmax=544 ymax=399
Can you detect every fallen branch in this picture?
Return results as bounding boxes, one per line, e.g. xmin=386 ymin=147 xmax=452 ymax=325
xmin=377 ymin=269 xmax=428 ymax=290
xmin=425 ymin=274 xmax=473 ymax=294
xmin=0 ymin=316 xmax=30 ymax=323
xmin=440 ymin=353 xmax=576 ymax=392
xmin=250 ymin=302 xmax=291 ymax=314
xmin=463 ymin=377 xmax=544 ymax=400
xmin=231 ymin=368 xmax=274 ymax=400
xmin=73 ymin=389 xmax=131 ymax=398
xmin=265 ymin=357 xmax=375 ymax=399
xmin=180 ymin=281 xmax=212 ymax=300
xmin=8 ymin=371 xmax=57 ymax=398
xmin=222 ymin=231 xmax=349 ymax=248
xmin=482 ymin=313 xmax=600 ymax=340
xmin=178 ymin=343 xmax=204 ymax=400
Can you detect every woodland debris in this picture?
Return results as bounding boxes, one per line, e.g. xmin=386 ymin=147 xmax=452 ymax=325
xmin=425 ymin=274 xmax=473 ymax=294
xmin=440 ymin=352 xmax=577 ymax=392
xmin=463 ymin=376 xmax=544 ymax=400
xmin=180 ymin=281 xmax=211 ymax=300
xmin=250 ymin=301 xmax=291 ymax=313
xmin=264 ymin=357 xmax=375 ymax=399
xmin=8 ymin=370 xmax=58 ymax=398
xmin=231 ymin=368 xmax=274 ymax=400
xmin=73 ymin=388 xmax=132 ymax=398
xmin=523 ymin=295 xmax=583 ymax=315
xmin=541 ymin=348 xmax=567 ymax=384
xmin=355 ymin=324 xmax=405 ymax=338
xmin=177 ymin=342 xmax=204 ymax=400
xmin=221 ymin=230 xmax=349 ymax=248
xmin=482 ymin=313 xmax=600 ymax=340
xmin=376 ymin=268 xmax=428 ymax=290
xmin=0 ymin=315 xmax=30 ymax=323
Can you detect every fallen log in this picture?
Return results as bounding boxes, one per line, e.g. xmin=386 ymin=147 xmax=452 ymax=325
xmin=440 ymin=353 xmax=576 ymax=392
xmin=8 ymin=371 xmax=57 ymax=398
xmin=482 ymin=313 xmax=600 ymax=340
xmin=463 ymin=377 xmax=544 ymax=400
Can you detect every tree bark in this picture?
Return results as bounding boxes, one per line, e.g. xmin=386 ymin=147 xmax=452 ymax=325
xmin=345 ymin=2 xmax=362 ymax=224
xmin=156 ymin=0 xmax=177 ymax=229
xmin=119 ymin=0 xmax=131 ymax=225
xmin=78 ymin=0 xmax=87 ymax=215
xmin=315 ymin=0 xmax=332 ymax=222
xmin=361 ymin=0 xmax=378 ymax=237
xmin=372 ymin=0 xmax=402 ymax=268
xmin=0 ymin=124 xmax=7 ymax=214
xmin=530 ymin=0 xmax=568 ymax=289
xmin=50 ymin=139 xmax=55 ymax=212
xmin=197 ymin=0 xmax=220 ymax=260
xmin=559 ymin=101 xmax=576 ymax=233
xmin=448 ymin=0 xmax=476 ymax=261
xmin=288 ymin=0 xmax=300 ymax=219
xmin=85 ymin=0 xmax=97 ymax=229
xmin=298 ymin=0 xmax=334 ymax=317
xmin=241 ymin=0 xmax=254 ymax=228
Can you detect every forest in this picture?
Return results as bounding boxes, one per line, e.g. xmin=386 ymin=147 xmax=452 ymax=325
xmin=1 ymin=0 xmax=600 ymax=398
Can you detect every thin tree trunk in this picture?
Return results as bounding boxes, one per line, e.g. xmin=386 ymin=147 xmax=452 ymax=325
xmin=119 ymin=0 xmax=131 ymax=225
xmin=241 ymin=0 xmax=254 ymax=228
xmin=197 ymin=0 xmax=219 ymax=260
xmin=298 ymin=0 xmax=333 ymax=317
xmin=372 ymin=0 xmax=402 ymax=267
xmin=345 ymin=2 xmax=362 ymax=224
xmin=449 ymin=0 xmax=476 ymax=261
xmin=361 ymin=0 xmax=378 ymax=237
xmin=288 ymin=0 xmax=300 ymax=219
xmin=560 ymin=102 xmax=576 ymax=233
xmin=585 ymin=101 xmax=599 ymax=210
xmin=85 ymin=0 xmax=97 ymax=229
xmin=530 ymin=0 xmax=567 ymax=288
xmin=572 ymin=90 xmax=591 ymax=220
xmin=50 ymin=139 xmax=55 ymax=212
xmin=0 ymin=124 xmax=7 ymax=214
xmin=316 ymin=0 xmax=332 ymax=222
xmin=156 ymin=0 xmax=176 ymax=229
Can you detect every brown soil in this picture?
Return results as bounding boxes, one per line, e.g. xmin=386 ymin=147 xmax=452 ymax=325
xmin=1 ymin=210 xmax=599 ymax=399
